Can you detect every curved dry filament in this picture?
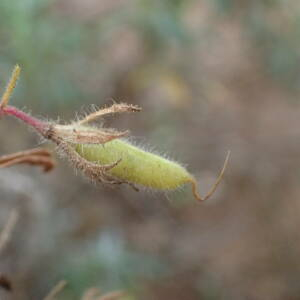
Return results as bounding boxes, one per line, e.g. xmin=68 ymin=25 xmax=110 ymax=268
xmin=189 ymin=151 xmax=230 ymax=202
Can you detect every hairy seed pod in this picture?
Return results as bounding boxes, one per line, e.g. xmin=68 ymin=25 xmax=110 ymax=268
xmin=0 ymin=66 xmax=229 ymax=202
xmin=75 ymin=139 xmax=193 ymax=190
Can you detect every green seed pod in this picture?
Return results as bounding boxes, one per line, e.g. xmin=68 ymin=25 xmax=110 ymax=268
xmin=75 ymin=139 xmax=192 ymax=190
xmin=74 ymin=138 xmax=230 ymax=201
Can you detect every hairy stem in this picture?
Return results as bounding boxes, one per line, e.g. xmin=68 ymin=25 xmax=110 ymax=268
xmin=1 ymin=105 xmax=47 ymax=135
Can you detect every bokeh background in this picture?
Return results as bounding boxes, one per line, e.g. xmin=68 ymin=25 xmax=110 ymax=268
xmin=1 ymin=0 xmax=300 ymax=299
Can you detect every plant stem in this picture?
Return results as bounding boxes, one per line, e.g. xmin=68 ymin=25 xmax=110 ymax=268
xmin=1 ymin=105 xmax=47 ymax=134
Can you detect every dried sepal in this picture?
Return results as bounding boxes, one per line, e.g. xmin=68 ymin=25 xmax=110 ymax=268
xmin=65 ymin=142 xmax=138 ymax=191
xmin=55 ymin=124 xmax=129 ymax=145
xmin=77 ymin=102 xmax=141 ymax=125
xmin=0 ymin=148 xmax=55 ymax=172
xmin=49 ymin=130 xmax=138 ymax=191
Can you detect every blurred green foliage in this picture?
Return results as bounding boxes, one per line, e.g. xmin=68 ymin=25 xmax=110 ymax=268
xmin=209 ymin=0 xmax=300 ymax=92
xmin=0 ymin=0 xmax=84 ymax=110
xmin=1 ymin=0 xmax=299 ymax=113
xmin=0 ymin=0 xmax=192 ymax=112
xmin=59 ymin=231 xmax=167 ymax=299
xmin=3 ymin=0 xmax=300 ymax=112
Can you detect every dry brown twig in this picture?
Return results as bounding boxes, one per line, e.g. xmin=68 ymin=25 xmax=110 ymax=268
xmin=0 ymin=148 xmax=55 ymax=172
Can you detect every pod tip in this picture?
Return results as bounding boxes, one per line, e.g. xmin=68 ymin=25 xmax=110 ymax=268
xmin=190 ymin=150 xmax=230 ymax=202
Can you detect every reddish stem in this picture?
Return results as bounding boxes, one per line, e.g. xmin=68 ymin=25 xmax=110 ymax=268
xmin=1 ymin=105 xmax=47 ymax=135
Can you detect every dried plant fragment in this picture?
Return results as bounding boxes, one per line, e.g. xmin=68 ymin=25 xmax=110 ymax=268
xmin=98 ymin=291 xmax=126 ymax=300
xmin=0 ymin=210 xmax=19 ymax=254
xmin=82 ymin=288 xmax=126 ymax=300
xmin=191 ymin=150 xmax=230 ymax=201
xmin=0 ymin=148 xmax=55 ymax=172
xmin=82 ymin=288 xmax=103 ymax=300
xmin=55 ymin=125 xmax=129 ymax=144
xmin=44 ymin=280 xmax=67 ymax=300
xmin=0 ymin=274 xmax=12 ymax=291
xmin=0 ymin=65 xmax=229 ymax=202
xmin=77 ymin=102 xmax=141 ymax=125
xmin=0 ymin=210 xmax=18 ymax=293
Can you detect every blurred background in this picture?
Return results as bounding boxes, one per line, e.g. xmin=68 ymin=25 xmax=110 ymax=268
xmin=0 ymin=0 xmax=300 ymax=299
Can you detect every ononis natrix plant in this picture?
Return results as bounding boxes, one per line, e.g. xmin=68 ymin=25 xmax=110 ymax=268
xmin=0 ymin=65 xmax=230 ymax=202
